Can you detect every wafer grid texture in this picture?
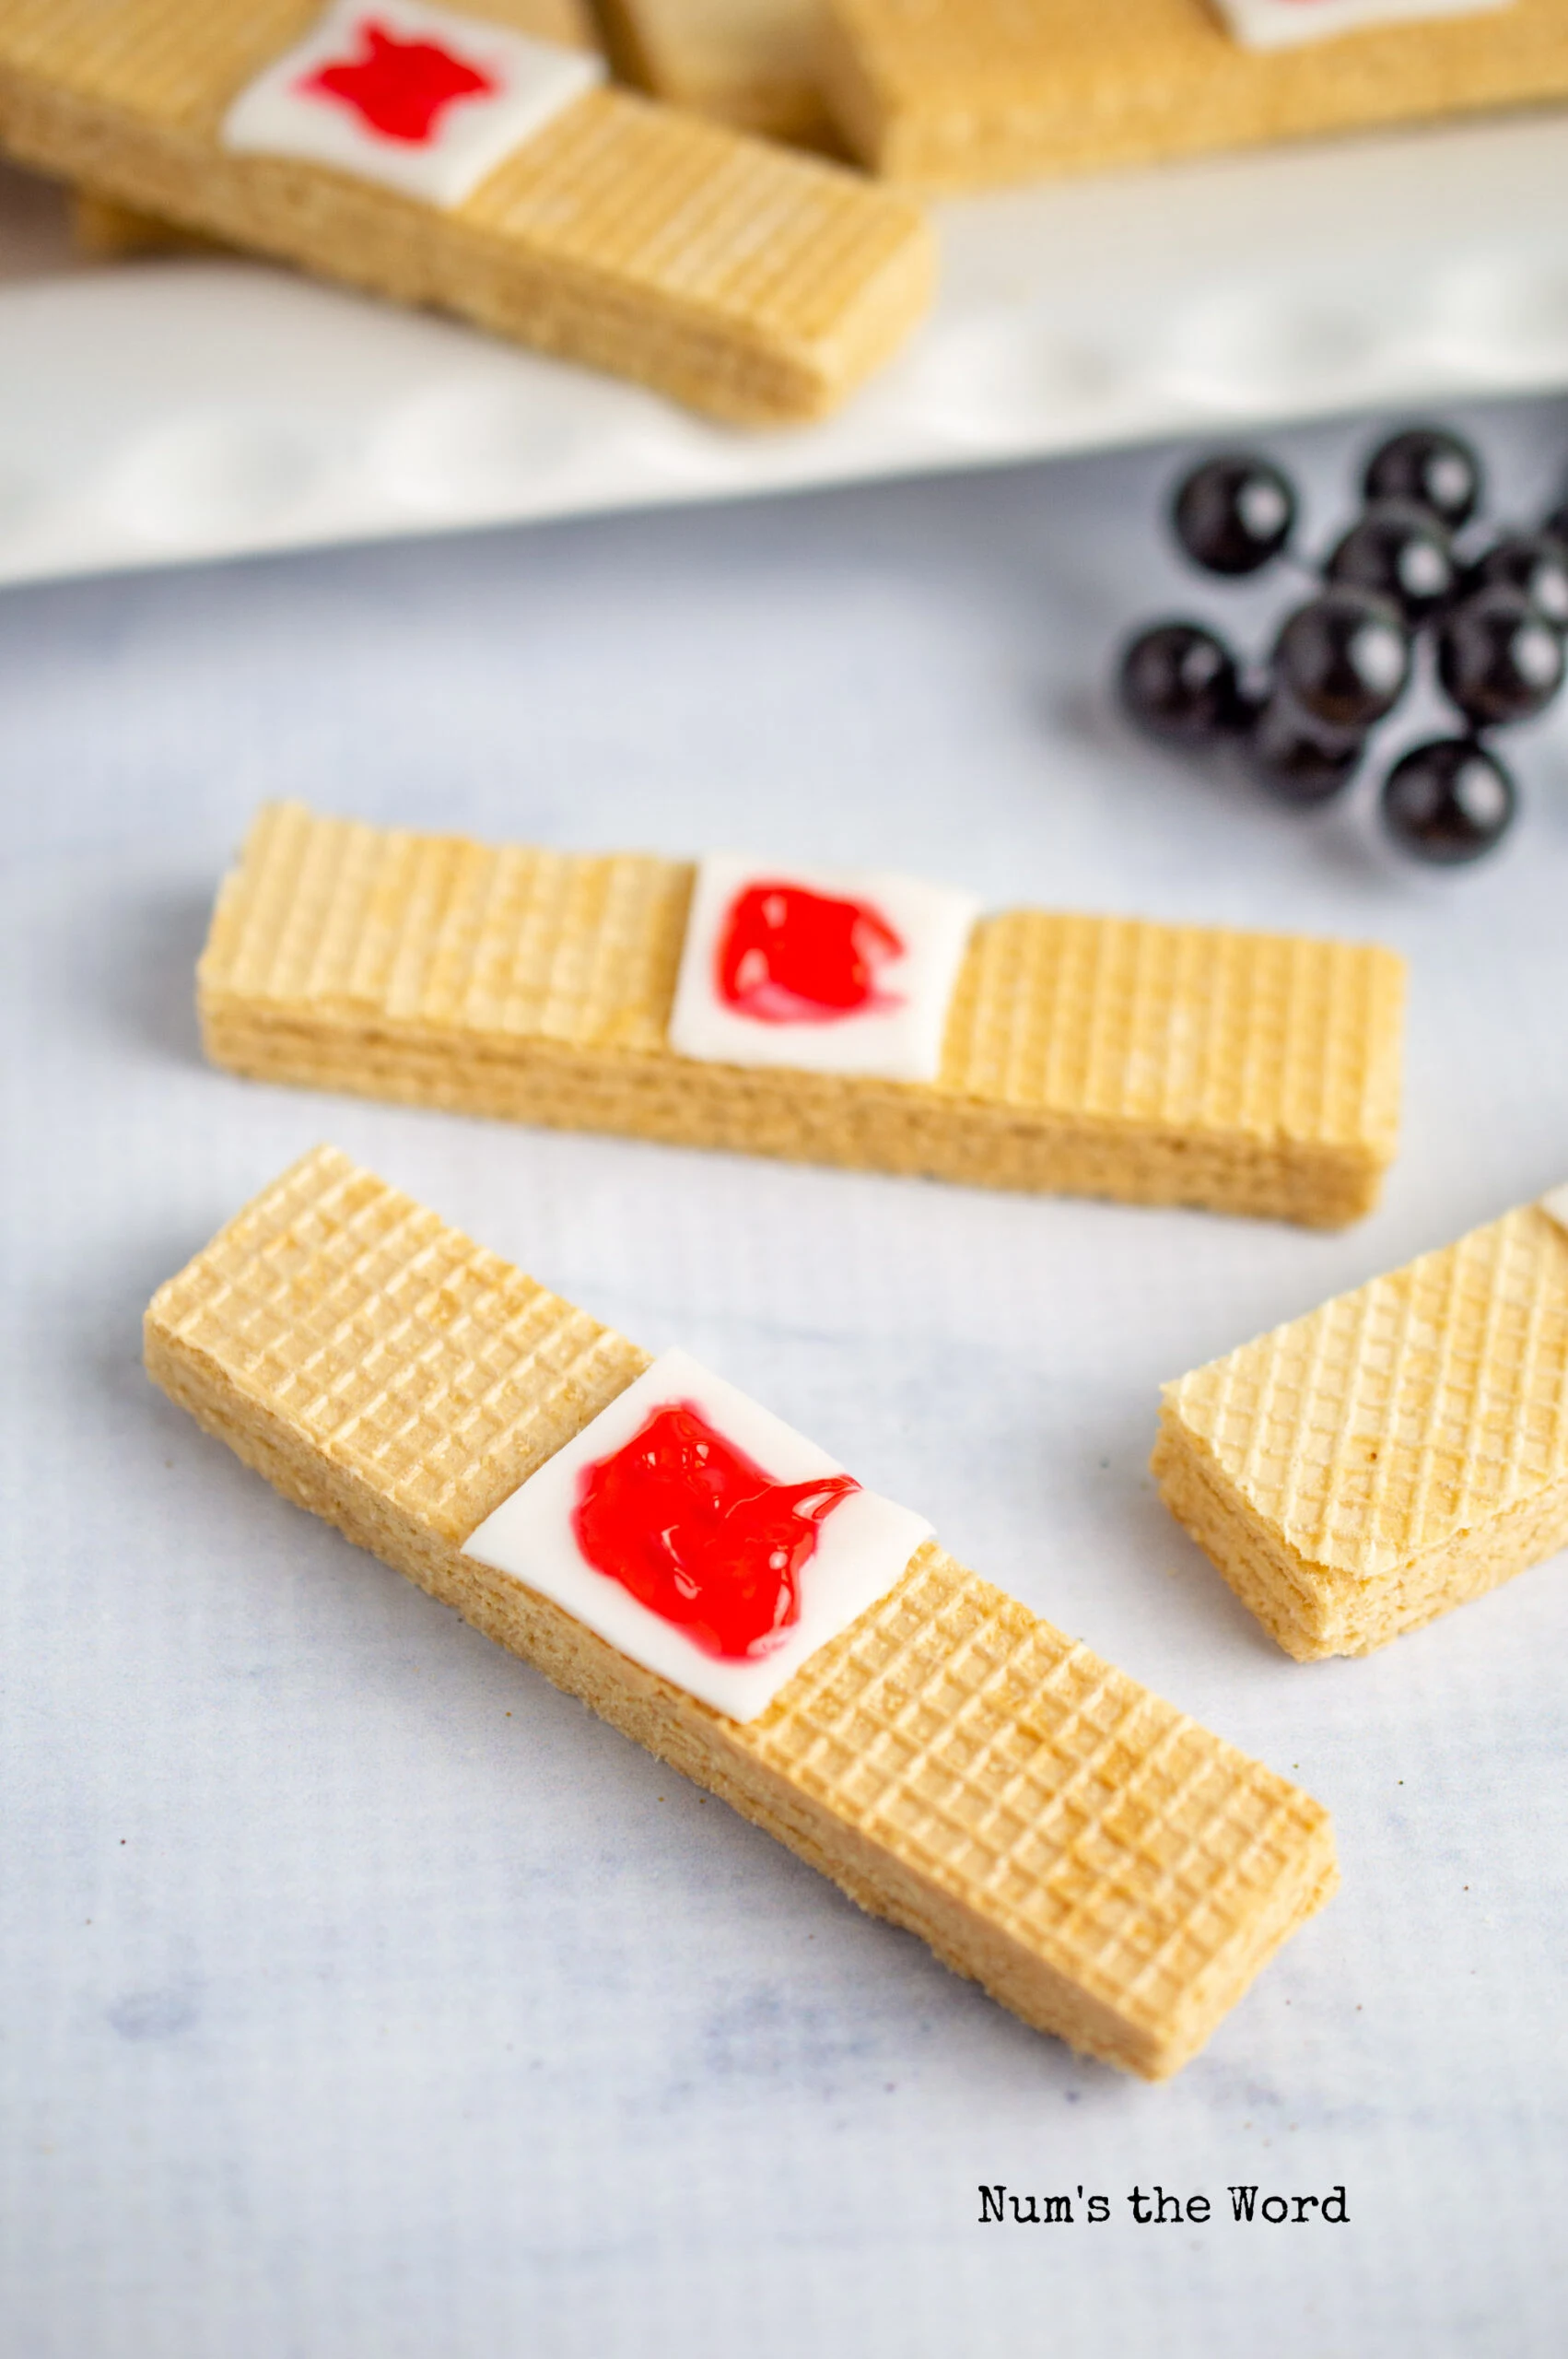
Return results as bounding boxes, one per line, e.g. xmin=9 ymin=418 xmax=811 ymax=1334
xmin=819 ymin=0 xmax=1568 ymax=188
xmin=597 ymin=0 xmax=835 ymax=147
xmin=146 ymin=1144 xmax=1337 ymax=2077
xmin=197 ymin=804 xmax=1406 ymax=1226
xmin=1154 ymin=1202 xmax=1568 ymax=1658
xmin=0 ymin=0 xmax=931 ymax=423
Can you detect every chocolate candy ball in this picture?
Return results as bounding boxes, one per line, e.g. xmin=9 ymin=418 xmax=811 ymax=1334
xmin=1117 ymin=621 xmax=1244 ymax=744
xmin=1274 ymin=589 xmax=1410 ymax=733
xmin=1469 ymin=534 xmax=1568 ymax=631
xmin=1380 ymin=737 xmax=1515 ymax=863
xmin=1327 ymin=499 xmax=1456 ymax=625
xmin=1437 ymin=587 xmax=1564 ymax=729
xmin=1244 ymin=692 xmax=1363 ymax=805
xmin=1363 ymin=426 xmax=1482 ymax=532
xmin=1172 ymin=454 xmax=1296 ymax=577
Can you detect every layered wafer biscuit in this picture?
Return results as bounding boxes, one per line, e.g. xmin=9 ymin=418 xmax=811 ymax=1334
xmin=1154 ymin=1191 xmax=1568 ymax=1660
xmin=196 ymin=804 xmax=1406 ymax=1226
xmin=0 ymin=0 xmax=931 ymax=425
xmin=820 ymin=0 xmax=1568 ymax=190
xmin=145 ymin=1144 xmax=1338 ymax=2077
xmin=598 ymin=0 xmax=835 ymax=148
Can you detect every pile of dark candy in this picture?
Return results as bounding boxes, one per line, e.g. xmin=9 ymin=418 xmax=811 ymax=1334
xmin=1117 ymin=427 xmax=1568 ymax=864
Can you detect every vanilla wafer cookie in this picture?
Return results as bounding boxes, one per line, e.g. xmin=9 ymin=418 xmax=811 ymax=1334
xmin=0 ymin=0 xmax=930 ymax=425
xmin=145 ymin=1144 xmax=1337 ymax=2077
xmin=1154 ymin=1191 xmax=1568 ymax=1659
xmin=196 ymin=804 xmax=1406 ymax=1226
xmin=820 ymin=0 xmax=1568 ymax=190
xmin=598 ymin=0 xmax=835 ymax=148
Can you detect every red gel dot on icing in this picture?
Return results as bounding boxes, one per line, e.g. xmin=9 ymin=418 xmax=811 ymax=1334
xmin=299 ymin=18 xmax=497 ymax=145
xmin=716 ymin=882 xmax=906 ymax=1026
xmin=572 ymin=1401 xmax=860 ymax=1661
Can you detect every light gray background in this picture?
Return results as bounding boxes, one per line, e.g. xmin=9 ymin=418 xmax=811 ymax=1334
xmin=4 ymin=400 xmax=1567 ymax=2357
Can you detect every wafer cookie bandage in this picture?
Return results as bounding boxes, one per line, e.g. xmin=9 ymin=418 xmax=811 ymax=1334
xmin=197 ymin=805 xmax=1406 ymax=1226
xmin=0 ymin=0 xmax=931 ymax=425
xmin=145 ymin=1145 xmax=1338 ymax=2077
xmin=819 ymin=0 xmax=1568 ymax=191
xmin=1153 ymin=1188 xmax=1568 ymax=1660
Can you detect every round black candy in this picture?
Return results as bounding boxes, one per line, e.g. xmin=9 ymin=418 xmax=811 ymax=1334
xmin=1326 ymin=499 xmax=1456 ymax=625
xmin=1380 ymin=737 xmax=1516 ymax=864
xmin=1172 ymin=454 xmax=1296 ymax=576
xmin=1469 ymin=534 xmax=1568 ymax=630
xmin=1273 ymin=588 xmax=1410 ymax=732
xmin=1117 ymin=621 xmax=1244 ymax=744
xmin=1363 ymin=426 xmax=1482 ymax=531
xmin=1243 ymin=692 xmax=1363 ymax=806
xmin=1437 ymin=586 xmax=1565 ymax=728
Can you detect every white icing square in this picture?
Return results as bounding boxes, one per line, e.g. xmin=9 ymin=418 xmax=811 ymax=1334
xmin=1212 ymin=0 xmax=1513 ymax=48
xmin=461 ymin=1348 xmax=931 ymax=1722
xmin=667 ymin=854 xmax=980 ymax=1086
xmin=222 ymin=0 xmax=603 ymax=209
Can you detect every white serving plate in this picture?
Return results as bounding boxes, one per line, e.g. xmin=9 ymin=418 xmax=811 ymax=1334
xmin=4 ymin=104 xmax=1568 ymax=586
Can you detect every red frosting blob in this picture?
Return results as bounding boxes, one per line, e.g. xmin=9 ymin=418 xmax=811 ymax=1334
xmin=300 ymin=18 xmax=497 ymax=145
xmin=716 ymin=882 xmax=905 ymax=1026
xmin=572 ymin=1401 xmax=860 ymax=1661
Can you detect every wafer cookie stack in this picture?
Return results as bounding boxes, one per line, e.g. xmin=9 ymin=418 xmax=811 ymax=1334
xmin=599 ymin=0 xmax=834 ymax=148
xmin=0 ymin=0 xmax=930 ymax=424
xmin=1154 ymin=1192 xmax=1568 ymax=1660
xmin=197 ymin=804 xmax=1406 ymax=1226
xmin=146 ymin=1144 xmax=1338 ymax=2077
xmin=820 ymin=0 xmax=1568 ymax=190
